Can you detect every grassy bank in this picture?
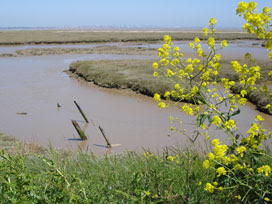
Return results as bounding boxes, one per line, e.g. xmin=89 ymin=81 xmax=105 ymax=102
xmin=69 ymin=59 xmax=272 ymax=114
xmin=0 ymin=133 xmax=46 ymax=154
xmin=0 ymin=30 xmax=259 ymax=45
xmin=15 ymin=45 xmax=156 ymax=56
xmin=0 ymin=146 xmax=220 ymax=203
xmin=69 ymin=59 xmax=174 ymax=97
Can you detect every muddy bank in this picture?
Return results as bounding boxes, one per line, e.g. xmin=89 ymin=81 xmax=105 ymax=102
xmin=15 ymin=46 xmax=156 ymax=56
xmin=231 ymin=85 xmax=272 ymax=115
xmin=0 ymin=132 xmax=46 ymax=154
xmin=69 ymin=59 xmax=272 ymax=115
xmin=69 ymin=59 xmax=173 ymax=97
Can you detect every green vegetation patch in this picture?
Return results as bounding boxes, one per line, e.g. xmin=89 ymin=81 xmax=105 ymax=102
xmin=0 ymin=148 xmax=219 ymax=203
xmin=69 ymin=59 xmax=272 ymax=114
xmin=69 ymin=59 xmax=174 ymax=97
xmin=15 ymin=46 xmax=156 ymax=56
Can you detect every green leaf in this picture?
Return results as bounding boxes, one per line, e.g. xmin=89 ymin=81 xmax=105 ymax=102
xmin=230 ymin=108 xmax=240 ymax=117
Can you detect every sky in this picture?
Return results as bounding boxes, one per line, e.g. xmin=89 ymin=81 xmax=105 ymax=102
xmin=0 ymin=0 xmax=272 ymax=28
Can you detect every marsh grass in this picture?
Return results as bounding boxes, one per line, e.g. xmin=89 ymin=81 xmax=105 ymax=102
xmin=0 ymin=30 xmax=259 ymax=45
xmin=69 ymin=59 xmax=174 ymax=97
xmin=1 ymin=144 xmax=271 ymax=203
xmin=69 ymin=59 xmax=272 ymax=112
xmin=15 ymin=45 xmax=156 ymax=56
xmin=0 ymin=146 xmax=220 ymax=203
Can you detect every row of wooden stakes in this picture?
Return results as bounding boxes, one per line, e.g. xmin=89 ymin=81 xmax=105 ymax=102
xmin=71 ymin=101 xmax=112 ymax=148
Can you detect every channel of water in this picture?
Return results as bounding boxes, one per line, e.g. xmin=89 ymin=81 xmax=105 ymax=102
xmin=0 ymin=42 xmax=271 ymax=154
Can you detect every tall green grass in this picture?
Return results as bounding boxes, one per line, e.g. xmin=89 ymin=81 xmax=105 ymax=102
xmin=0 ymin=147 xmax=218 ymax=203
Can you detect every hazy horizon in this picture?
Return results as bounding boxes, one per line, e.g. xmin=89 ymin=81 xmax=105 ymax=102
xmin=1 ymin=0 xmax=271 ymax=29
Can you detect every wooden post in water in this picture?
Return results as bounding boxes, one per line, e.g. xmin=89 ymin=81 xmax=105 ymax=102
xmin=99 ymin=126 xmax=111 ymax=148
xmin=72 ymin=120 xmax=87 ymax=140
xmin=74 ymin=100 xmax=89 ymax=123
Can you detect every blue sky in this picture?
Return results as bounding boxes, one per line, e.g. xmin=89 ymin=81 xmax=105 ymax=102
xmin=1 ymin=0 xmax=272 ymax=28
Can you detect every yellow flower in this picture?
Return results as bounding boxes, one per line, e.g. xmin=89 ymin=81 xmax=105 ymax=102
xmin=257 ymin=165 xmax=271 ymax=176
xmin=163 ymin=35 xmax=171 ymax=44
xmin=186 ymin=58 xmax=192 ymax=63
xmin=158 ymin=102 xmax=166 ymax=109
xmin=204 ymin=183 xmax=214 ymax=193
xmin=255 ymin=115 xmax=264 ymax=122
xmin=207 ymin=37 xmax=215 ymax=48
xmin=218 ymin=187 xmax=223 ymax=191
xmin=153 ymin=72 xmax=158 ymax=77
xmin=240 ymin=90 xmax=247 ymax=97
xmin=154 ymin=93 xmax=161 ymax=102
xmin=209 ymin=17 xmax=216 ymax=26
xmin=235 ymin=195 xmax=242 ymax=200
xmin=234 ymin=163 xmax=244 ymax=170
xmin=185 ymin=64 xmax=194 ymax=73
xmin=211 ymin=139 xmax=220 ymax=147
xmin=192 ymin=58 xmax=200 ymax=65
xmin=188 ymin=43 xmax=194 ymax=48
xmin=166 ymin=69 xmax=175 ymax=77
xmin=207 ymin=153 xmax=215 ymax=160
xmin=143 ymin=152 xmax=148 ymax=157
xmin=197 ymin=48 xmax=204 ymax=56
xmin=152 ymin=62 xmax=158 ymax=69
xmin=236 ymin=146 xmax=246 ymax=157
xmin=238 ymin=98 xmax=247 ymax=106
xmin=167 ymin=156 xmax=175 ymax=161
xmin=213 ymin=54 xmax=221 ymax=61
xmin=213 ymin=144 xmax=228 ymax=157
xmin=202 ymin=27 xmax=209 ymax=36
xmin=220 ymin=40 xmax=228 ymax=48
xmin=216 ymin=167 xmax=227 ymax=177
xmin=164 ymin=91 xmax=170 ymax=98
xmin=194 ymin=37 xmax=200 ymax=43
xmin=203 ymin=160 xmax=210 ymax=169
xmin=212 ymin=115 xmax=222 ymax=126
xmin=230 ymin=154 xmax=238 ymax=162
xmin=195 ymin=106 xmax=200 ymax=112
xmin=174 ymin=83 xmax=181 ymax=90
xmin=173 ymin=46 xmax=179 ymax=52
xmin=265 ymin=197 xmax=270 ymax=202
xmin=236 ymin=2 xmax=248 ymax=15
xmin=145 ymin=190 xmax=151 ymax=196
xmin=231 ymin=61 xmax=242 ymax=73
xmin=191 ymin=86 xmax=199 ymax=95
xmin=224 ymin=120 xmax=236 ymax=130
xmin=182 ymin=104 xmax=193 ymax=115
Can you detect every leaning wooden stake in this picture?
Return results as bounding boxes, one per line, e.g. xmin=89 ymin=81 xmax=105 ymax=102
xmin=74 ymin=100 xmax=89 ymax=123
xmin=72 ymin=120 xmax=87 ymax=140
xmin=99 ymin=126 xmax=111 ymax=148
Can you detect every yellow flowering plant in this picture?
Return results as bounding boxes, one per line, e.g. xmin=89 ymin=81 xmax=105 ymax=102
xmin=153 ymin=1 xmax=272 ymax=203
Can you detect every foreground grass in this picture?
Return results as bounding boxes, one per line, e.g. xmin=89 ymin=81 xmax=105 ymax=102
xmin=0 ymin=146 xmax=218 ymax=203
xmin=0 ymin=30 xmax=259 ymax=45
xmin=69 ymin=59 xmax=272 ymax=114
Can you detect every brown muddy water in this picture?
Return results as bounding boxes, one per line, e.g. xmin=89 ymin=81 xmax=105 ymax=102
xmin=0 ymin=43 xmax=271 ymax=154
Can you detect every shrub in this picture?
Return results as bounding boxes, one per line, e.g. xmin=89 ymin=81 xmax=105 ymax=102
xmin=153 ymin=1 xmax=272 ymax=203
